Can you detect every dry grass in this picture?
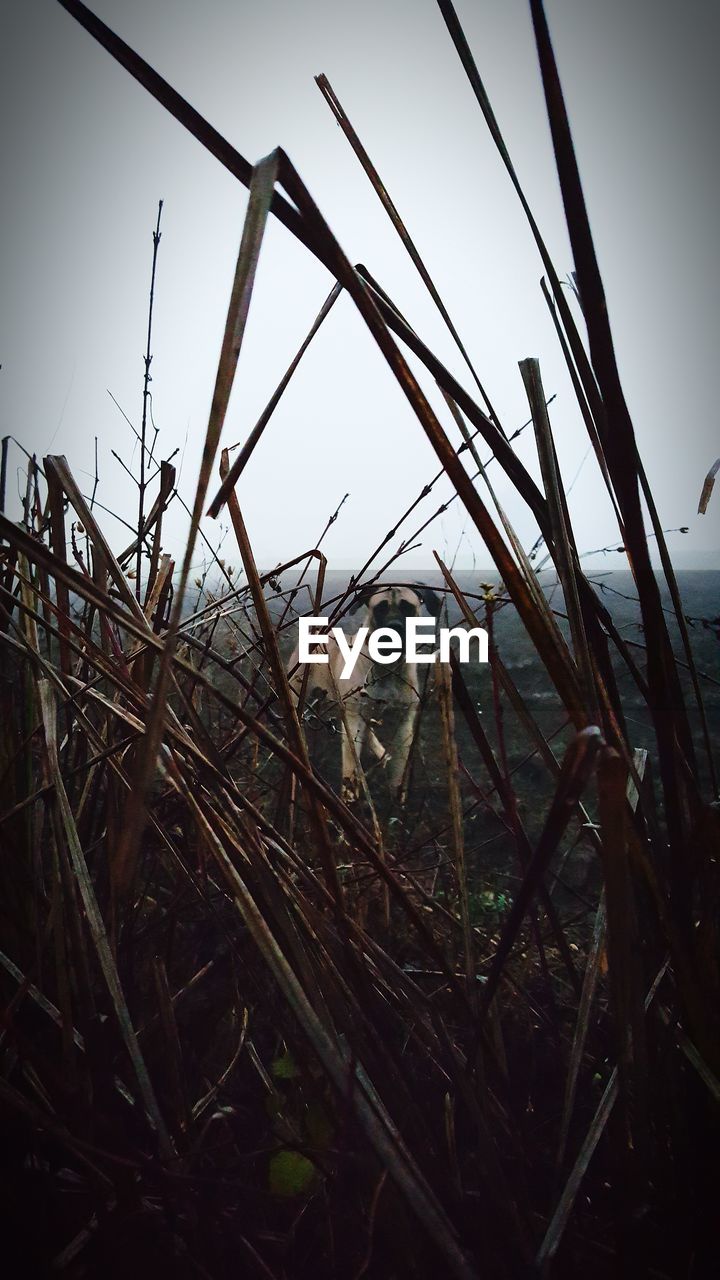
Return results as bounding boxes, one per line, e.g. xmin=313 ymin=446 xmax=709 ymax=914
xmin=0 ymin=2 xmax=718 ymax=1276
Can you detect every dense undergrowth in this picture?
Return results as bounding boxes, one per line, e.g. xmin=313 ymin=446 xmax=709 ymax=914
xmin=1 ymin=2 xmax=718 ymax=1276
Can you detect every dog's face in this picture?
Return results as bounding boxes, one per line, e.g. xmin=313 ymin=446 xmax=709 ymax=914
xmin=365 ymin=586 xmax=422 ymax=635
xmin=349 ymin=585 xmax=441 ymax=645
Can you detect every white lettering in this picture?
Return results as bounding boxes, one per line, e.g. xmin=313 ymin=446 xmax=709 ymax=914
xmin=298 ymin=617 xmax=329 ymax=664
xmin=368 ymin=627 xmax=402 ymax=664
xmin=439 ymin=626 xmax=488 ymax=664
xmin=296 ymin=621 xmax=489 ymax=667
xmin=406 ymin=616 xmax=437 ymax=663
xmin=335 ymin=626 xmax=369 ymax=680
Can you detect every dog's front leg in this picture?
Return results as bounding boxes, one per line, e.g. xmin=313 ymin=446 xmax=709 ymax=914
xmin=387 ymin=703 xmax=417 ymax=798
xmin=365 ymin=726 xmax=388 ymax=764
xmin=340 ymin=709 xmax=365 ymax=801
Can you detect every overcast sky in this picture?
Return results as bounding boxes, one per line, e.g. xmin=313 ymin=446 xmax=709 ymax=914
xmin=2 ymin=0 xmax=719 ymax=573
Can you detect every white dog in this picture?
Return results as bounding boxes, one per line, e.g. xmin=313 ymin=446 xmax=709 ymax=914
xmin=288 ymin=585 xmax=440 ymax=800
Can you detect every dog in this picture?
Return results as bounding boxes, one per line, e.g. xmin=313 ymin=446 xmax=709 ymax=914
xmin=288 ymin=585 xmax=440 ymax=801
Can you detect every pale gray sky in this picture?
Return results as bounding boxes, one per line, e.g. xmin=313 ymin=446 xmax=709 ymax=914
xmin=2 ymin=0 xmax=719 ymax=571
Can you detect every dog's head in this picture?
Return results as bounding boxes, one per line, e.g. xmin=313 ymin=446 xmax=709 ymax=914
xmin=348 ymin=585 xmax=442 ymax=635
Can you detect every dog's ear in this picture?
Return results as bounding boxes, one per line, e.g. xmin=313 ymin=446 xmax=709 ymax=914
xmin=348 ymin=586 xmax=375 ymax=615
xmin=416 ymin=586 xmax=442 ymax=617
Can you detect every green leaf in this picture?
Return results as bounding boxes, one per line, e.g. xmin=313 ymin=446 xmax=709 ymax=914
xmin=271 ymin=1048 xmax=300 ymax=1080
xmin=268 ymin=1149 xmax=315 ymax=1197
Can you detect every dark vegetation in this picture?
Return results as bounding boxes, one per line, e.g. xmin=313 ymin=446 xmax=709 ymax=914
xmin=1 ymin=1 xmax=718 ymax=1276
